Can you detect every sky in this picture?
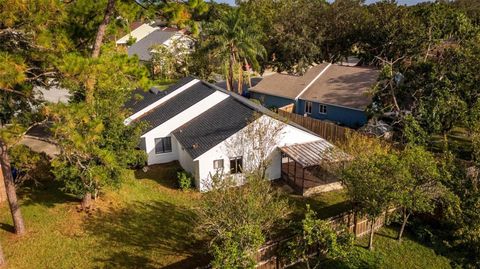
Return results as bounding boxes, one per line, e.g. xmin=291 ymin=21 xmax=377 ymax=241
xmin=215 ymin=0 xmax=429 ymax=5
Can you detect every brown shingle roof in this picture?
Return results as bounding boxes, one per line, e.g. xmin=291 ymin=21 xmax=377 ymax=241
xmin=249 ymin=63 xmax=330 ymax=100
xmin=249 ymin=64 xmax=379 ymax=110
xmin=299 ymin=65 xmax=379 ymax=110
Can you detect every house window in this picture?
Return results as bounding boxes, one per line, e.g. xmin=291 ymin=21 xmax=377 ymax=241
xmin=319 ymin=104 xmax=327 ymax=114
xmin=305 ymin=101 xmax=312 ymax=114
xmin=229 ymin=157 xmax=243 ymax=174
xmin=154 ymin=137 xmax=172 ymax=154
xmin=213 ymin=159 xmax=224 ymax=170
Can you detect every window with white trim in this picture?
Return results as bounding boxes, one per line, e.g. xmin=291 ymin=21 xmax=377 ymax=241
xmin=319 ymin=104 xmax=327 ymax=114
xmin=154 ymin=137 xmax=172 ymax=154
xmin=213 ymin=159 xmax=224 ymax=169
xmin=305 ymin=101 xmax=312 ymax=114
xmin=229 ymin=157 xmax=243 ymax=174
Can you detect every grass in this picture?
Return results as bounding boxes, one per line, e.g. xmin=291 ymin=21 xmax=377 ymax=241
xmin=287 ymin=188 xmax=350 ymax=219
xmin=0 ymin=164 xmax=452 ymax=268
xmin=0 ymin=162 xmax=205 ymax=269
xmin=322 ymin=227 xmax=452 ymax=269
xmin=291 ymin=227 xmax=452 ymax=269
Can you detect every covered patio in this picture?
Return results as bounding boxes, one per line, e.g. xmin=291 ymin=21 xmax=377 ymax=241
xmin=280 ymin=140 xmax=348 ymax=196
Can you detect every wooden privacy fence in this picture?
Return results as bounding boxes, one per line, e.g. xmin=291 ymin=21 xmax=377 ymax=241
xmin=255 ymin=209 xmax=396 ymax=269
xmin=277 ymin=108 xmax=352 ymax=143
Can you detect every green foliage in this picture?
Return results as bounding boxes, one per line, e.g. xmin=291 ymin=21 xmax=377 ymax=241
xmin=47 ymin=50 xmax=149 ymax=200
xmin=150 ymin=41 xmax=190 ymax=80
xmin=198 ymin=8 xmax=265 ymax=91
xmin=8 ymin=144 xmax=52 ymax=186
xmin=285 ymin=205 xmax=353 ymax=268
xmin=197 ymin=174 xmax=290 ymax=268
xmin=177 ymin=170 xmax=193 ymax=191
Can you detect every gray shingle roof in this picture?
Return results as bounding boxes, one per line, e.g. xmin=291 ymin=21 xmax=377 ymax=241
xmin=127 ymin=29 xmax=177 ymax=61
xmin=136 ymin=81 xmax=215 ymax=133
xmin=124 ymin=77 xmax=195 ymax=114
xmin=172 ymin=97 xmax=257 ymax=159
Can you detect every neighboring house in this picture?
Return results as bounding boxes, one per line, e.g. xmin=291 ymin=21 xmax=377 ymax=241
xmin=116 ymin=23 xmax=192 ymax=62
xmin=124 ymin=77 xmax=347 ymax=195
xmin=116 ymin=23 xmax=157 ymax=46
xmin=249 ymin=63 xmax=379 ymax=128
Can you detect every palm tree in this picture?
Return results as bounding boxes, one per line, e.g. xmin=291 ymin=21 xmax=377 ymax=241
xmin=203 ymin=8 xmax=266 ymax=94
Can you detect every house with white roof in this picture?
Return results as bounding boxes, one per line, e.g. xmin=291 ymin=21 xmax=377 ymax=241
xmin=116 ymin=23 xmax=192 ymax=62
xmin=124 ymin=78 xmax=348 ymax=195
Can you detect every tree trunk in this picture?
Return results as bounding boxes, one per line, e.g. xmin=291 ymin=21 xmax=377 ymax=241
xmin=368 ymin=218 xmax=376 ymax=251
xmin=237 ymin=63 xmax=243 ymax=95
xmin=245 ymin=58 xmax=252 ymax=88
xmin=398 ymin=209 xmax=410 ymax=242
xmin=0 ymin=141 xmax=26 ymax=235
xmin=81 ymin=192 xmax=92 ymax=210
xmin=0 ymin=242 xmax=5 ymax=267
xmin=92 ymin=0 xmax=116 ymax=58
xmin=227 ymin=52 xmax=235 ymax=92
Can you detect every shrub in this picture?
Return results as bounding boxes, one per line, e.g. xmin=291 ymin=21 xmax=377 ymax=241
xmin=177 ymin=171 xmax=193 ymax=191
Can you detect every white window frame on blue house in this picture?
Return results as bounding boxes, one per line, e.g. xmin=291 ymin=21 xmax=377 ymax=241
xmin=305 ymin=101 xmax=312 ymax=114
xmin=319 ymin=104 xmax=327 ymax=114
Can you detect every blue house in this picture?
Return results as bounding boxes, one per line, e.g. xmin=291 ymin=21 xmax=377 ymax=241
xmin=249 ymin=63 xmax=379 ymax=128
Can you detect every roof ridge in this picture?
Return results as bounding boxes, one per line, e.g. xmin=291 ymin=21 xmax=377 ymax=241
xmin=294 ymin=62 xmax=332 ymax=100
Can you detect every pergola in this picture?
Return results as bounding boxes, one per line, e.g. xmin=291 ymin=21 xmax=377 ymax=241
xmin=280 ymin=140 xmax=349 ymax=195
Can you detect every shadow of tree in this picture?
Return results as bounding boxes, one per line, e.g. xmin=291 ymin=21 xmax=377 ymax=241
xmin=84 ymin=200 xmax=207 ymax=268
xmin=18 ymin=180 xmax=78 ymax=208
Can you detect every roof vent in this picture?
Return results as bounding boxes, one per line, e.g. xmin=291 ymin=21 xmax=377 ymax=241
xmin=149 ymin=87 xmax=160 ymax=95
xmin=192 ymin=143 xmax=199 ymax=149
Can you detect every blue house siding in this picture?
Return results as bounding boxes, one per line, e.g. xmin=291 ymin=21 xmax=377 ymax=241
xmin=297 ymin=100 xmax=367 ymax=128
xmin=250 ymin=92 xmax=294 ymax=109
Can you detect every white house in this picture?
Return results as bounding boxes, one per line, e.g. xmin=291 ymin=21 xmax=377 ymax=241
xmin=116 ymin=23 xmax=192 ymax=62
xmin=116 ymin=23 xmax=158 ymax=46
xmin=125 ymin=78 xmax=346 ymax=195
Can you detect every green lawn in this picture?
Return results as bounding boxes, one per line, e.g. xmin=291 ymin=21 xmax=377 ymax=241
xmin=0 ymin=163 xmax=452 ymax=268
xmin=0 ymin=163 xmax=205 ymax=269
xmin=286 ymin=188 xmax=350 ymax=219
xmin=290 ymin=227 xmax=452 ymax=269
xmin=322 ymin=227 xmax=452 ymax=269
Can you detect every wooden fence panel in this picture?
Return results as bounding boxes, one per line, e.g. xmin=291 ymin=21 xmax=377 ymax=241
xmin=254 ymin=209 xmax=396 ymax=269
xmin=277 ymin=109 xmax=352 ymax=143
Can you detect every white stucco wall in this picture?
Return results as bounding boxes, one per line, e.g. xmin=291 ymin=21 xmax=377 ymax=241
xmin=142 ymin=90 xmax=229 ymax=165
xmin=194 ymin=115 xmax=322 ymax=191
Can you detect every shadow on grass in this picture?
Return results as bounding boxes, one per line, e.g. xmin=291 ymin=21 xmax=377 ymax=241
xmin=84 ymin=200 xmax=208 ymax=268
xmin=18 ymin=180 xmax=78 ymax=208
xmin=134 ymin=162 xmax=181 ymax=190
xmin=0 ymin=223 xmax=15 ymax=233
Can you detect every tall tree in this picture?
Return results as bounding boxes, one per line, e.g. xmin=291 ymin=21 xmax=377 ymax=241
xmin=201 ymin=8 xmax=265 ymax=93
xmin=92 ymin=0 xmax=116 ymax=58
xmin=339 ymin=134 xmax=401 ymax=250
xmin=395 ymin=145 xmax=444 ymax=241
xmin=48 ymin=51 xmax=149 ymax=209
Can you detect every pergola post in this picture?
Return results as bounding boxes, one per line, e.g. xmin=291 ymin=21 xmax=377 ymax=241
xmin=293 ymin=159 xmax=297 ymax=186
xmin=302 ymin=167 xmax=305 ymax=194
